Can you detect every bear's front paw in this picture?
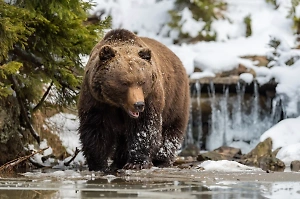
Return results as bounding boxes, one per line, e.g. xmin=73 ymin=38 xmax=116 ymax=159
xmin=123 ymin=160 xmax=153 ymax=170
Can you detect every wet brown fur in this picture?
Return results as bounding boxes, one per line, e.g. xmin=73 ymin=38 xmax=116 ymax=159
xmin=78 ymin=29 xmax=190 ymax=171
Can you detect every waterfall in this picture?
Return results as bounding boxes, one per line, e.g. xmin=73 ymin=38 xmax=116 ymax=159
xmin=271 ymin=96 xmax=283 ymax=124
xmin=231 ymin=82 xmax=245 ymax=141
xmin=184 ymin=80 xmax=203 ymax=148
xmin=186 ymin=80 xmax=285 ymax=154
xmin=195 ymin=80 xmax=203 ymax=148
xmin=184 ymin=103 xmax=194 ymax=147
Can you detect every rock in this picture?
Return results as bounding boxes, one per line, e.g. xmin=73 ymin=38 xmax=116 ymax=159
xmin=240 ymin=138 xmax=285 ymax=171
xmin=197 ymin=151 xmax=226 ymax=161
xmin=241 ymin=55 xmax=269 ymax=67
xmin=179 ymin=144 xmax=200 ymax=157
xmin=215 ymin=64 xmax=256 ymax=77
xmin=197 ymin=146 xmax=241 ymax=161
xmin=213 ymin=146 xmax=242 ymax=159
xmin=0 ymin=96 xmax=25 ymax=166
xmin=245 ymin=137 xmax=273 ymax=158
xmin=271 ymin=147 xmax=282 ymax=157
xmin=291 ymin=160 xmax=300 ymax=172
xmin=258 ymin=156 xmax=285 ymax=172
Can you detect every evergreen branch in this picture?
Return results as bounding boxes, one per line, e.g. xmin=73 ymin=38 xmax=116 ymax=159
xmin=13 ymin=46 xmax=43 ymax=68
xmin=32 ymin=81 xmax=54 ymax=113
xmin=13 ymin=46 xmax=78 ymax=99
xmin=10 ymin=75 xmax=40 ymax=144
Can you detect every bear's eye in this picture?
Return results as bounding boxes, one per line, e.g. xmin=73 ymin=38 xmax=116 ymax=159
xmin=122 ymin=82 xmax=129 ymax=86
xmin=138 ymin=81 xmax=145 ymax=86
xmin=138 ymin=48 xmax=151 ymax=62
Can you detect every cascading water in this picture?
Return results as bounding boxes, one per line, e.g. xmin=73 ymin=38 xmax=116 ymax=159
xmin=184 ymin=80 xmax=203 ymax=148
xmin=186 ymin=80 xmax=284 ymax=154
xmin=206 ymin=82 xmax=230 ymax=151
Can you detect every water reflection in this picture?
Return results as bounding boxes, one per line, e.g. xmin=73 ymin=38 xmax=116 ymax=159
xmin=0 ymin=173 xmax=299 ymax=199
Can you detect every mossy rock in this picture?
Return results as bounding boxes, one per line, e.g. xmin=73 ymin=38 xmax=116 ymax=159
xmin=240 ymin=138 xmax=285 ymax=171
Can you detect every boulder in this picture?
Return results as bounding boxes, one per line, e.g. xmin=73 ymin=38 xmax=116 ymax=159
xmin=291 ymin=160 xmax=300 ymax=172
xmin=240 ymin=138 xmax=285 ymax=171
xmin=179 ymin=144 xmax=200 ymax=157
xmin=197 ymin=146 xmax=241 ymax=161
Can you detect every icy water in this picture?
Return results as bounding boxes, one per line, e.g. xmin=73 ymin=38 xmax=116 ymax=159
xmin=187 ymin=81 xmax=285 ymax=153
xmin=1 ymin=168 xmax=300 ymax=199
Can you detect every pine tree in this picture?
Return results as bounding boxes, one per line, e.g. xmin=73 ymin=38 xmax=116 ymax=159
xmin=0 ymin=0 xmax=110 ymax=166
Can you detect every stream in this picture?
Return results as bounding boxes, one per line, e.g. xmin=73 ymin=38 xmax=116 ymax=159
xmin=1 ymin=167 xmax=300 ymax=198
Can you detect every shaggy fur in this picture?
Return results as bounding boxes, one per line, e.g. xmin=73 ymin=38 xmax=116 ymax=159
xmin=78 ymin=29 xmax=190 ymax=171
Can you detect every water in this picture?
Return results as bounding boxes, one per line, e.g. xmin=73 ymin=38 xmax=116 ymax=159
xmin=186 ymin=81 xmax=285 ymax=153
xmin=1 ymin=168 xmax=300 ymax=199
xmin=185 ymin=80 xmax=203 ymax=148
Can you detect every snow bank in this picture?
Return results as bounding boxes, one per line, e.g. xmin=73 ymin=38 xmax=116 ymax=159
xmin=260 ymin=116 xmax=300 ymax=166
xmin=260 ymin=116 xmax=300 ymax=150
xmin=276 ymin=144 xmax=300 ymax=166
xmin=90 ymin=0 xmax=175 ymax=43
xmin=46 ymin=113 xmax=80 ymax=155
xmin=198 ymin=160 xmax=263 ymax=172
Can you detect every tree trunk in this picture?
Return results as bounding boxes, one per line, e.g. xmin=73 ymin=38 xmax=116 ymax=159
xmin=0 ymin=95 xmax=25 ymax=165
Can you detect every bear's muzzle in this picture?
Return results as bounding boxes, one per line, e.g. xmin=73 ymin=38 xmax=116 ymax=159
xmin=127 ymin=86 xmax=145 ymax=119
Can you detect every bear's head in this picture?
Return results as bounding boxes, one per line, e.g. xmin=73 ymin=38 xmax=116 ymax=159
xmin=89 ymin=44 xmax=157 ymax=119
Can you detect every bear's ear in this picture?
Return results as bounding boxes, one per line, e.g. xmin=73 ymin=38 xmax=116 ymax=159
xmin=138 ymin=48 xmax=151 ymax=62
xmin=99 ymin=45 xmax=116 ymax=62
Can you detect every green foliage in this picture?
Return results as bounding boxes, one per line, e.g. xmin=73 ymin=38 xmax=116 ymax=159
xmin=268 ymin=37 xmax=281 ymax=49
xmin=267 ymin=37 xmax=299 ymax=67
xmin=0 ymin=82 xmax=13 ymax=97
xmin=168 ymin=0 xmax=227 ymax=43
xmin=0 ymin=61 xmax=23 ymax=97
xmin=267 ymin=37 xmax=281 ymax=66
xmin=0 ymin=0 xmax=110 ymax=108
xmin=265 ymin=0 xmax=278 ymax=8
xmin=288 ymin=0 xmax=300 ymax=36
xmin=244 ymin=15 xmax=252 ymax=37
xmin=0 ymin=62 xmax=23 ymax=79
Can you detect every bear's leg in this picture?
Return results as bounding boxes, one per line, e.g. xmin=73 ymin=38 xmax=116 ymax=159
xmin=110 ymin=135 xmax=128 ymax=170
xmin=153 ymin=125 xmax=185 ymax=167
xmin=123 ymin=113 xmax=163 ymax=170
xmin=79 ymin=125 xmax=114 ymax=171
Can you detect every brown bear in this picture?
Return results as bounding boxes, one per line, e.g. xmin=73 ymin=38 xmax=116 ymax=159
xmin=78 ymin=29 xmax=190 ymax=171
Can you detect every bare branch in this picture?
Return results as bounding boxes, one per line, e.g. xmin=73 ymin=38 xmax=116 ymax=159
xmin=32 ymin=81 xmax=54 ymax=112
xmin=0 ymin=147 xmax=49 ymax=172
xmin=64 ymin=147 xmax=81 ymax=166
xmin=10 ymin=75 xmax=40 ymax=144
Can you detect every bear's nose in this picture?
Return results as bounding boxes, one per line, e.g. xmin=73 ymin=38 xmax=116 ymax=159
xmin=134 ymin=101 xmax=145 ymax=112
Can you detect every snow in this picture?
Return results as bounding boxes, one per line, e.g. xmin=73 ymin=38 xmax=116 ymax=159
xmin=239 ymin=73 xmax=253 ymax=84
xmin=260 ymin=116 xmax=300 ymax=166
xmin=91 ymin=0 xmax=174 ymax=42
xmin=198 ymin=160 xmax=263 ymax=172
xmin=180 ymin=7 xmax=205 ymax=38
xmin=260 ymin=116 xmax=300 ymax=150
xmin=190 ymin=71 xmax=215 ymax=80
xmin=31 ymin=0 xmax=300 ymax=170
xmin=276 ymin=143 xmax=300 ymax=166
xmin=46 ymin=113 xmax=80 ymax=155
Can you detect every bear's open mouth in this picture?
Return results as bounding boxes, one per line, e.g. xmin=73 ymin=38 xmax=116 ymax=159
xmin=128 ymin=110 xmax=139 ymax=119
